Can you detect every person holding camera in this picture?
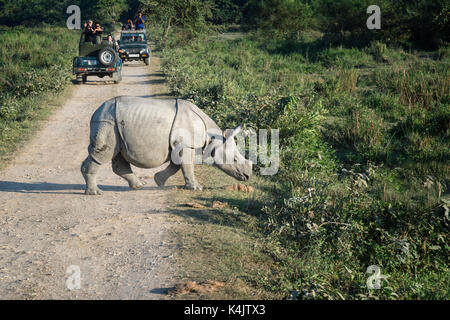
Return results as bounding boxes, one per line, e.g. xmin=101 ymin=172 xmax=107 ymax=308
xmin=92 ymin=23 xmax=103 ymax=44
xmin=126 ymin=19 xmax=134 ymax=30
xmin=134 ymin=12 xmax=145 ymax=30
xmin=83 ymin=20 xmax=95 ymax=43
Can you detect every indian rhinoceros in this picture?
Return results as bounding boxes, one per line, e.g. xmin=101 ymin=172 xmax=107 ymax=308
xmin=81 ymin=96 xmax=252 ymax=195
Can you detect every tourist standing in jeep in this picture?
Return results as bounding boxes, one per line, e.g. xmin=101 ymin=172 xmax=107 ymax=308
xmin=92 ymin=23 xmax=103 ymax=44
xmin=107 ymin=34 xmax=120 ymax=51
xmin=126 ymin=18 xmax=135 ymax=30
xmin=83 ymin=20 xmax=95 ymax=43
xmin=134 ymin=12 xmax=145 ymax=30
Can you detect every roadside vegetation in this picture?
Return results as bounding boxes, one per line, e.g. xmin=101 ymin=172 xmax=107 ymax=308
xmin=149 ymin=3 xmax=449 ymax=298
xmin=0 ymin=26 xmax=79 ymax=164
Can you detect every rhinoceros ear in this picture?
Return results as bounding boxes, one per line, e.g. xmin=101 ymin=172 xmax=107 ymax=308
xmin=224 ymin=124 xmax=242 ymax=141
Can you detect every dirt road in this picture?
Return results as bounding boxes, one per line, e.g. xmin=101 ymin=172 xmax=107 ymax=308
xmin=0 ymin=54 xmax=178 ymax=299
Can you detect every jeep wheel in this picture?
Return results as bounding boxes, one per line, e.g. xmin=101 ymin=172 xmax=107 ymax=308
xmin=82 ymin=75 xmax=87 ymax=83
xmin=98 ymin=47 xmax=117 ymax=67
xmin=75 ymin=75 xmax=82 ymax=84
xmin=144 ymin=57 xmax=150 ymax=65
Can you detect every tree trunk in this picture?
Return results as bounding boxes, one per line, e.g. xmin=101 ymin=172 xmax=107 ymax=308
xmin=162 ymin=16 xmax=173 ymax=46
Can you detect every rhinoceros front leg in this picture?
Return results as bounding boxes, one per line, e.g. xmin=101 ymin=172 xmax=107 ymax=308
xmin=154 ymin=161 xmax=181 ymax=187
xmin=180 ymin=148 xmax=203 ymax=190
xmin=112 ymin=153 xmax=146 ymax=190
xmin=81 ymin=155 xmax=103 ymax=195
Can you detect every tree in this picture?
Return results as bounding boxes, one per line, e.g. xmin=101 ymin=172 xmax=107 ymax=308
xmin=120 ymin=0 xmax=141 ymax=22
xmin=92 ymin=0 xmax=129 ymax=24
xmin=209 ymin=0 xmax=247 ymax=25
xmin=315 ymin=0 xmax=449 ymax=48
xmin=0 ymin=0 xmax=129 ymax=26
xmin=140 ymin=0 xmax=213 ymax=43
xmin=0 ymin=0 xmax=72 ymax=26
xmin=245 ymin=0 xmax=314 ymax=39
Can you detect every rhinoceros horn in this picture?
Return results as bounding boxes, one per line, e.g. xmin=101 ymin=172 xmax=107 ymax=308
xmin=225 ymin=125 xmax=242 ymax=141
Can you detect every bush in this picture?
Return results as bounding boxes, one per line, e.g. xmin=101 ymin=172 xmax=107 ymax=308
xmin=244 ymin=0 xmax=315 ymax=40
xmin=0 ymin=26 xmax=78 ymax=157
xmin=370 ymin=60 xmax=450 ymax=111
xmin=314 ymin=0 xmax=449 ymax=49
xmin=318 ymin=47 xmax=374 ymax=68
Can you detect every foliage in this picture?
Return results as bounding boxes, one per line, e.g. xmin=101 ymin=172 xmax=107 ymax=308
xmin=161 ymin=28 xmax=450 ymax=299
xmin=0 ymin=0 xmax=129 ymax=26
xmin=209 ymin=0 xmax=247 ymax=25
xmin=0 ymin=26 xmax=78 ymax=157
xmin=314 ymin=0 xmax=450 ymax=48
xmin=1 ymin=0 xmax=448 ymax=48
xmin=245 ymin=0 xmax=314 ymax=39
xmin=140 ymin=0 xmax=213 ymax=39
xmin=0 ymin=0 xmax=71 ymax=26
xmin=90 ymin=0 xmax=129 ymax=23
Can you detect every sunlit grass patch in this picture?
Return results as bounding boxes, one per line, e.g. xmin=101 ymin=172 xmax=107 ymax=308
xmin=159 ymin=28 xmax=450 ymax=299
xmin=0 ymin=26 xmax=79 ymax=166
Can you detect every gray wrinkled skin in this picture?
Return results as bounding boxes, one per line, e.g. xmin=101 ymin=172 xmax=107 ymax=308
xmin=81 ymin=96 xmax=253 ymax=194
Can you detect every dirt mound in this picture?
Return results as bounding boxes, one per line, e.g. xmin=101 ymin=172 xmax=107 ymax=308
xmin=186 ymin=202 xmax=206 ymax=208
xmin=186 ymin=201 xmax=228 ymax=209
xmin=211 ymin=200 xmax=228 ymax=209
xmin=223 ymin=183 xmax=254 ymax=193
xmin=168 ymin=280 xmax=225 ymax=295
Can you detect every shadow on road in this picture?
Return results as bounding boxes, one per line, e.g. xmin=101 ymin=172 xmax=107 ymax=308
xmin=149 ymin=287 xmax=171 ymax=295
xmin=125 ymin=73 xmax=163 ymax=78
xmin=127 ymin=79 xmax=166 ymax=85
xmin=0 ymin=181 xmax=162 ymax=194
xmin=138 ymin=93 xmax=172 ymax=98
xmin=123 ymin=63 xmax=147 ymax=67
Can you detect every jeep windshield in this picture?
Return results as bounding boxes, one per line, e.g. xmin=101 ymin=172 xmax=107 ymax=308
xmin=120 ymin=33 xmax=146 ymax=43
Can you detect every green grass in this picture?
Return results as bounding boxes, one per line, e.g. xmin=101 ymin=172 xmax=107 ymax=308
xmin=164 ymin=165 xmax=286 ymax=299
xmin=0 ymin=26 xmax=79 ymax=165
xmin=158 ymin=27 xmax=449 ymax=300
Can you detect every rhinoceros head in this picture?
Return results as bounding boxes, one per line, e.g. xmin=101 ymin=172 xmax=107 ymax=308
xmin=206 ymin=125 xmax=252 ymax=181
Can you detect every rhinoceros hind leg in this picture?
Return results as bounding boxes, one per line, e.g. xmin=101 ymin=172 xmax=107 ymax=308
xmin=81 ymin=155 xmax=103 ymax=195
xmin=112 ymin=153 xmax=146 ymax=190
xmin=154 ymin=161 xmax=181 ymax=187
xmin=180 ymin=148 xmax=203 ymax=190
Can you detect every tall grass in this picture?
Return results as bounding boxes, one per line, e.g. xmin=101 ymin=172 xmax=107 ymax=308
xmin=159 ymin=28 xmax=450 ymax=299
xmin=0 ymin=26 xmax=79 ymax=159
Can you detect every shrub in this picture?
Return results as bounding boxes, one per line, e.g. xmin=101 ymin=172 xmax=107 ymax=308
xmin=370 ymin=61 xmax=450 ymax=111
xmin=0 ymin=26 xmax=78 ymax=157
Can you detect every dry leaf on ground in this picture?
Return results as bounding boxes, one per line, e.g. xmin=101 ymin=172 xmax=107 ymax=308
xmin=186 ymin=202 xmax=206 ymax=208
xmin=211 ymin=200 xmax=228 ymax=209
xmin=223 ymin=183 xmax=254 ymax=193
xmin=168 ymin=280 xmax=226 ymax=295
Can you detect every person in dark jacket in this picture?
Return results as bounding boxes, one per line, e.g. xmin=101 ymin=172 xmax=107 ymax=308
xmin=83 ymin=20 xmax=95 ymax=43
xmin=92 ymin=22 xmax=103 ymax=44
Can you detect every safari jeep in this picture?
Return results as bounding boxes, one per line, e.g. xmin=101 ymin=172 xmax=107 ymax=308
xmin=118 ymin=30 xmax=150 ymax=65
xmin=73 ymin=32 xmax=123 ymax=84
